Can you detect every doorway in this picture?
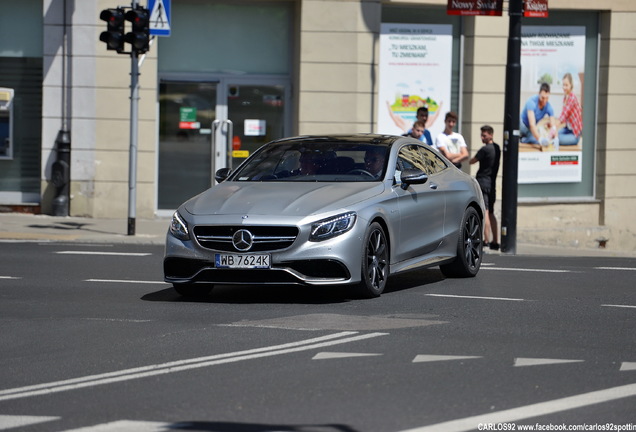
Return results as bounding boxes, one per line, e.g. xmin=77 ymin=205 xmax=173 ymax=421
xmin=157 ymin=79 xmax=289 ymax=211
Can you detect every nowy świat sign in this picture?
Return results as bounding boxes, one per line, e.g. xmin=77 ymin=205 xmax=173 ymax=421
xmin=446 ymin=0 xmax=503 ymax=16
xmin=447 ymin=0 xmax=548 ymax=18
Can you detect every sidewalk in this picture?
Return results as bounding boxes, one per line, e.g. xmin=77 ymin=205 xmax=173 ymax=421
xmin=1 ymin=212 xmax=634 ymax=257
xmin=0 ymin=213 xmax=169 ymax=245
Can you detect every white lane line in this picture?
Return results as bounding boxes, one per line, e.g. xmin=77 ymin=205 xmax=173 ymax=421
xmin=602 ymin=304 xmax=636 ymax=309
xmin=398 ymin=382 xmax=636 ymax=432
xmin=62 ymin=420 xmax=168 ymax=431
xmin=0 ymin=276 xmax=21 ymax=280
xmin=57 ymin=251 xmax=151 ymax=256
xmin=85 ymin=279 xmax=168 ymax=285
xmin=426 ymin=294 xmax=526 ymax=302
xmin=481 ymin=267 xmax=571 ymax=273
xmin=0 ymin=415 xmax=59 ymax=430
xmin=514 ymin=358 xmax=584 ymax=367
xmin=312 ymin=352 xmax=383 ymax=360
xmin=0 ymin=331 xmax=387 ymax=402
xmin=595 ymin=267 xmax=636 ymax=271
xmin=413 ymin=355 xmax=482 ymax=363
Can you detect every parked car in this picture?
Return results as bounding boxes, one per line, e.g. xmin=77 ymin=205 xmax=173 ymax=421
xmin=164 ymin=134 xmax=485 ymax=298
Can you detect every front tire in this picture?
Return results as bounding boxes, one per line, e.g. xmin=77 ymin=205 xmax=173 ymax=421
xmin=173 ymin=283 xmax=213 ymax=298
xmin=440 ymin=207 xmax=483 ymax=278
xmin=356 ymin=222 xmax=389 ymax=298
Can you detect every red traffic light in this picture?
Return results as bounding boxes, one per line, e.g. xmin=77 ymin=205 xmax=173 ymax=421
xmin=99 ymin=8 xmax=125 ymax=52
xmin=100 ymin=8 xmax=125 ymax=26
xmin=124 ymin=8 xmax=150 ymax=53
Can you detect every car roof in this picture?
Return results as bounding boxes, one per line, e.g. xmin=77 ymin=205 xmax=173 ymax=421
xmin=269 ymin=134 xmax=402 ymax=147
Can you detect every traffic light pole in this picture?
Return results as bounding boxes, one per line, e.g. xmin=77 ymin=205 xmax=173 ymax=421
xmin=501 ymin=0 xmax=523 ymax=254
xmin=127 ymin=0 xmax=140 ymax=236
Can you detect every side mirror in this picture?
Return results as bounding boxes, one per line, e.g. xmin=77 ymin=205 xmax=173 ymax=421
xmin=400 ymin=169 xmax=428 ymax=190
xmin=215 ymin=167 xmax=231 ymax=183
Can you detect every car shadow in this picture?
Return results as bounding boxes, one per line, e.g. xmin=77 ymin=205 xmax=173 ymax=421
xmin=150 ymin=420 xmax=360 ymax=432
xmin=142 ymin=269 xmax=445 ymax=305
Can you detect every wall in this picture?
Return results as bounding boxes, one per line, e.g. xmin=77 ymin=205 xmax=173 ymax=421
xmin=298 ymin=0 xmax=381 ymax=135
xmin=41 ymin=0 xmax=157 ymax=218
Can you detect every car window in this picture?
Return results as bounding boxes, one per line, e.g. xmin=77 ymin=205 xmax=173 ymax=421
xmin=397 ymin=145 xmax=428 ymax=173
xmin=419 ymin=145 xmax=449 ymax=174
xmin=231 ymin=141 xmax=390 ymax=182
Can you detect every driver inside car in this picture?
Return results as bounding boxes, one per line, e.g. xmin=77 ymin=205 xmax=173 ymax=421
xmin=364 ymin=148 xmax=386 ymax=179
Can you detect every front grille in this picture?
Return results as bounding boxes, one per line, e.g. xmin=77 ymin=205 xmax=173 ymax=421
xmin=193 ymin=225 xmax=299 ymax=252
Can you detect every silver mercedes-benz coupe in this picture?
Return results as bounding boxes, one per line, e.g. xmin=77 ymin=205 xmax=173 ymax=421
xmin=164 ymin=134 xmax=485 ymax=298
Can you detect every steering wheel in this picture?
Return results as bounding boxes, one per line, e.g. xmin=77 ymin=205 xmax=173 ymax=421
xmin=347 ymin=169 xmax=375 ymax=178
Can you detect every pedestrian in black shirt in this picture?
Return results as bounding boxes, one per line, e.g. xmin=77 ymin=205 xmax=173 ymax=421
xmin=470 ymin=125 xmax=501 ymax=250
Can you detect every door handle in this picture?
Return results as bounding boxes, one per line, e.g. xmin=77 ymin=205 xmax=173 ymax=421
xmin=429 ymin=182 xmax=438 ymax=190
xmin=211 ymin=119 xmax=234 ymax=187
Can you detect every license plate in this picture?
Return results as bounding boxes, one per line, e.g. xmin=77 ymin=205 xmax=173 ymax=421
xmin=215 ymin=254 xmax=271 ymax=269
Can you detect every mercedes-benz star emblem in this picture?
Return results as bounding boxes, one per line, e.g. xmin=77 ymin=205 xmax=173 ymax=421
xmin=232 ymin=229 xmax=254 ymax=252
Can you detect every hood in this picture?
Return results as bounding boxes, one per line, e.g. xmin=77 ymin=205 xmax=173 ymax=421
xmin=183 ymin=181 xmax=384 ymax=217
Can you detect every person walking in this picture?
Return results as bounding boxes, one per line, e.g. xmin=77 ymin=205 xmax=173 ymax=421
xmin=470 ymin=125 xmax=501 ymax=250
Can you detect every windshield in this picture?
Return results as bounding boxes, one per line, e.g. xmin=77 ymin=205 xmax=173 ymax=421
xmin=230 ymin=141 xmax=390 ymax=182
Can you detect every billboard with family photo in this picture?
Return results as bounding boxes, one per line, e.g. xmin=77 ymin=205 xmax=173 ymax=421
xmin=376 ymin=23 xmax=453 ymax=141
xmin=518 ymin=26 xmax=586 ymax=184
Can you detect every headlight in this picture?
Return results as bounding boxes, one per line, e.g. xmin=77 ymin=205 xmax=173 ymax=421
xmin=310 ymin=212 xmax=356 ymax=241
xmin=169 ymin=211 xmax=190 ymax=241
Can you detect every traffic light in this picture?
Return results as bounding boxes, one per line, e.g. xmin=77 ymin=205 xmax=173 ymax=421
xmin=125 ymin=7 xmax=150 ymax=54
xmin=99 ymin=8 xmax=125 ymax=52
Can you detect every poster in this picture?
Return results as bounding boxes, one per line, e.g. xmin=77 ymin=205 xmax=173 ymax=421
xmin=377 ymin=23 xmax=453 ymax=141
xmin=519 ymin=26 xmax=586 ymax=184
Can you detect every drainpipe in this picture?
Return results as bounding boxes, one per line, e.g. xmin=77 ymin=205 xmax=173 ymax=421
xmin=51 ymin=0 xmax=71 ymax=216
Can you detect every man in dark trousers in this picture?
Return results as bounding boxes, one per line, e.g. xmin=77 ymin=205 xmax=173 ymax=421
xmin=470 ymin=125 xmax=501 ymax=250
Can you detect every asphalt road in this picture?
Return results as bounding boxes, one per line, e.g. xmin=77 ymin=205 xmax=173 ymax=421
xmin=0 ymin=242 xmax=635 ymax=432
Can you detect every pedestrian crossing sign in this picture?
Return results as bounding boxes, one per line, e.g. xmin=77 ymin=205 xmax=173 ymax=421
xmin=148 ymin=0 xmax=171 ymax=36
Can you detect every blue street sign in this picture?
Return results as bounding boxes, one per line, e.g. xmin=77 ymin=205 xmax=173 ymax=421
xmin=148 ymin=0 xmax=171 ymax=37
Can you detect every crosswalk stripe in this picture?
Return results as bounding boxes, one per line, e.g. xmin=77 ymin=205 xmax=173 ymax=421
xmin=61 ymin=420 xmax=168 ymax=431
xmin=0 ymin=415 xmax=59 ymax=430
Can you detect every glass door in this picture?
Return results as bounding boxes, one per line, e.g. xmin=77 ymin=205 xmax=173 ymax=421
xmin=158 ymin=79 xmax=289 ymax=211
xmin=158 ymin=81 xmax=217 ymax=210
xmin=225 ymin=84 xmax=286 ymax=170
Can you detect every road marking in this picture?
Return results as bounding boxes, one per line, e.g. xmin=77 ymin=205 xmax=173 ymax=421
xmin=57 ymin=251 xmax=151 ymax=256
xmin=602 ymin=304 xmax=636 ymax=309
xmin=85 ymin=279 xmax=168 ymax=285
xmin=61 ymin=420 xmax=167 ymax=431
xmin=413 ymin=355 xmax=481 ymax=363
xmin=312 ymin=352 xmax=383 ymax=360
xmin=514 ymin=358 xmax=584 ymax=367
xmin=620 ymin=362 xmax=636 ymax=371
xmin=82 ymin=318 xmax=153 ymax=323
xmin=426 ymin=294 xmax=525 ymax=302
xmin=0 ymin=415 xmax=59 ymax=430
xmin=0 ymin=331 xmax=387 ymax=402
xmin=0 ymin=276 xmax=20 ymax=280
xmin=595 ymin=267 xmax=636 ymax=271
xmin=482 ymin=267 xmax=571 ymax=273
xmin=398 ymin=382 xmax=636 ymax=432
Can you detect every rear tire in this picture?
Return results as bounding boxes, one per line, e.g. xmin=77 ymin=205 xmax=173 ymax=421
xmin=440 ymin=207 xmax=483 ymax=278
xmin=355 ymin=222 xmax=389 ymax=298
xmin=173 ymin=283 xmax=213 ymax=298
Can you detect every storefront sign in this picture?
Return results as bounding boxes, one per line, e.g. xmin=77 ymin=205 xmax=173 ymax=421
xmin=377 ymin=23 xmax=453 ymax=140
xmin=447 ymin=0 xmax=503 ymax=16
xmin=519 ymin=26 xmax=585 ymax=183
xmin=179 ymin=107 xmax=199 ymax=129
xmin=524 ymin=0 xmax=549 ymax=18
xmin=244 ymin=119 xmax=266 ymax=136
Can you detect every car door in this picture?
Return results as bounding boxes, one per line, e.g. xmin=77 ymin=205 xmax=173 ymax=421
xmin=391 ymin=144 xmax=447 ymax=263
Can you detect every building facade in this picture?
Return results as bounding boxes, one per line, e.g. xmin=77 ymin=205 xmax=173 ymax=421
xmin=1 ymin=0 xmax=635 ymax=252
